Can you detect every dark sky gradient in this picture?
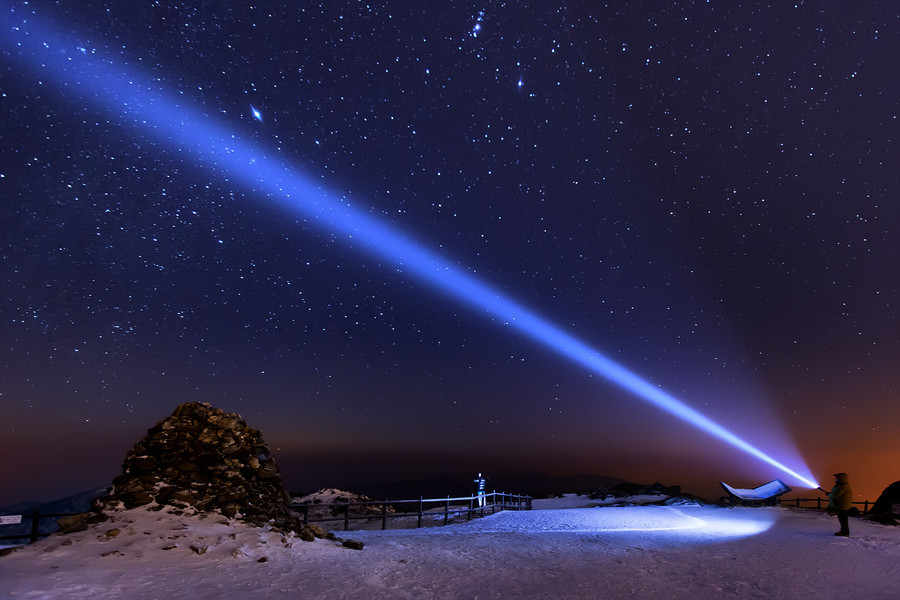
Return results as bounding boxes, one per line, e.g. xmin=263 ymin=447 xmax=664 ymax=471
xmin=2 ymin=1 xmax=897 ymax=505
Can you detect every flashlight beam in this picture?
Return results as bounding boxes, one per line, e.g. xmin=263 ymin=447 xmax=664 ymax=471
xmin=1 ymin=7 xmax=819 ymax=489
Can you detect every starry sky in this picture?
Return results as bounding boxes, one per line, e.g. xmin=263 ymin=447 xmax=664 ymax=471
xmin=1 ymin=1 xmax=897 ymax=505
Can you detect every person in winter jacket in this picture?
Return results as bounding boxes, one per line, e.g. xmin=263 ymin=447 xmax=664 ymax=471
xmin=827 ymin=472 xmax=853 ymax=536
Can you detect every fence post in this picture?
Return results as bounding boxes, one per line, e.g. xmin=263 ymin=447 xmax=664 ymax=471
xmin=864 ymin=500 xmax=869 ymax=512
xmin=284 ymin=491 xmax=540 ymax=531
xmin=30 ymin=510 xmax=40 ymax=544
xmin=417 ymin=497 xmax=423 ymax=528
xmin=816 ymin=497 xmax=821 ymax=510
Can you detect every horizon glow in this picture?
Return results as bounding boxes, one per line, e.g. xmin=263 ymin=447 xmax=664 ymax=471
xmin=1 ymin=7 xmax=819 ymax=489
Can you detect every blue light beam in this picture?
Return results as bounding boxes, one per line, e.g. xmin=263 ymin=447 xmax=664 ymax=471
xmin=1 ymin=7 xmax=819 ymax=489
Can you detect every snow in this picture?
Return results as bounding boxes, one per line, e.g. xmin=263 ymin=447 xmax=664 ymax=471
xmin=1 ymin=498 xmax=898 ymax=599
xmin=291 ymin=488 xmax=369 ymax=505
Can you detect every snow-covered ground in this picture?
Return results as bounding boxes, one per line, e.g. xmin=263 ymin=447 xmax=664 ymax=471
xmin=1 ymin=495 xmax=897 ymax=599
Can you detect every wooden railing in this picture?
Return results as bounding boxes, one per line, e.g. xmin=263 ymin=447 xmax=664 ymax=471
xmin=779 ymin=497 xmax=874 ymax=512
xmin=290 ymin=491 xmax=533 ymax=531
xmin=1 ymin=491 xmax=532 ymax=545
xmin=0 ymin=510 xmax=80 ymax=545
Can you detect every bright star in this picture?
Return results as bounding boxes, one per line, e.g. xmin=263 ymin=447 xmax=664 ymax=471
xmin=250 ymin=105 xmax=262 ymax=122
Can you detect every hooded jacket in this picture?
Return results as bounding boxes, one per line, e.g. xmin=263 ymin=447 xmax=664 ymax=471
xmin=829 ymin=473 xmax=853 ymax=511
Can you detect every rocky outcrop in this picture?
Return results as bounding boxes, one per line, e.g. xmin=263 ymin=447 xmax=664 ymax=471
xmin=292 ymin=488 xmax=396 ymax=521
xmin=869 ymin=481 xmax=900 ymax=526
xmin=97 ymin=402 xmax=323 ymax=540
xmin=587 ymin=481 xmax=703 ymax=505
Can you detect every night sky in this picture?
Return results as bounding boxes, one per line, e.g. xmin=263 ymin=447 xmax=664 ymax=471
xmin=1 ymin=1 xmax=897 ymax=506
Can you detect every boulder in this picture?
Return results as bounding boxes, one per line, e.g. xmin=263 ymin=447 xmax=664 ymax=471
xmin=869 ymin=480 xmax=900 ymax=526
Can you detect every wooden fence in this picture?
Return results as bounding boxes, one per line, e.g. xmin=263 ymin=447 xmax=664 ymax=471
xmin=0 ymin=510 xmax=79 ymax=545
xmin=0 ymin=491 xmax=532 ymax=545
xmin=290 ymin=491 xmax=533 ymax=531
xmin=779 ymin=497 xmax=875 ymax=512
xmin=15 ymin=493 xmax=876 ymax=545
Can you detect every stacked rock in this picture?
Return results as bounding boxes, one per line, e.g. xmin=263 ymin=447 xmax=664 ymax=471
xmin=100 ymin=402 xmax=310 ymax=536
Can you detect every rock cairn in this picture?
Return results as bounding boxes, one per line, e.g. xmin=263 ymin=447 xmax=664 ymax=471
xmin=98 ymin=402 xmax=316 ymax=538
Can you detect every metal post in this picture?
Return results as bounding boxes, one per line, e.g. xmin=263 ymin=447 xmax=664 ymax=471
xmin=29 ymin=510 xmax=40 ymax=543
xmin=417 ymin=497 xmax=423 ymax=528
xmin=382 ymin=499 xmax=388 ymax=530
xmin=343 ymin=503 xmax=350 ymax=531
xmin=444 ymin=496 xmax=450 ymax=526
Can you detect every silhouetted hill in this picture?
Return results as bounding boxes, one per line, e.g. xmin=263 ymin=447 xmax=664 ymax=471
xmin=0 ymin=500 xmax=41 ymax=515
xmin=350 ymin=475 xmax=469 ymax=500
xmin=314 ymin=473 xmax=629 ymax=501
xmin=490 ymin=472 xmax=628 ymax=499
xmin=1 ymin=488 xmax=107 ymax=545
xmin=1 ymin=487 xmax=107 ymax=516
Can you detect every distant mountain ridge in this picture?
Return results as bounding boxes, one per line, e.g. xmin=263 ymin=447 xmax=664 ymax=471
xmin=0 ymin=488 xmax=107 ymax=545
xmin=492 ymin=472 xmax=629 ymax=499
xmin=311 ymin=472 xmax=630 ymax=501
xmin=0 ymin=487 xmax=107 ymax=515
